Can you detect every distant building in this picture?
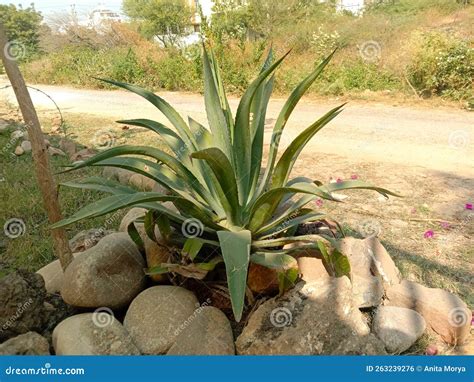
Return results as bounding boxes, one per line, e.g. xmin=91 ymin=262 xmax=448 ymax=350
xmin=89 ymin=5 xmax=122 ymax=28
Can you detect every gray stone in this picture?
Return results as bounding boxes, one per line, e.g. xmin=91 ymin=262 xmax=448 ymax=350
xmin=0 ymin=332 xmax=50 ymax=355
xmin=373 ymin=306 xmax=426 ymax=353
xmin=10 ymin=130 xmax=24 ymax=140
xmin=124 ymin=286 xmax=200 ymax=354
xmin=0 ymin=271 xmax=47 ymax=341
xmin=236 ymin=278 xmax=386 ymax=355
xmin=386 ymin=280 xmax=471 ymax=345
xmin=61 ymin=233 xmax=145 ymax=309
xmin=20 ymin=140 xmax=32 ymax=153
xmin=129 ymin=174 xmax=156 ymax=191
xmin=37 ymin=253 xmax=88 ymax=294
xmin=48 ymin=146 xmax=66 ymax=156
xmin=337 ymin=237 xmax=401 ymax=308
xmin=167 ymin=306 xmax=235 ymax=355
xmin=53 ymin=313 xmax=140 ymax=355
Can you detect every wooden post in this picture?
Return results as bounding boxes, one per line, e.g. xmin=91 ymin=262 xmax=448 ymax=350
xmin=0 ymin=23 xmax=73 ymax=270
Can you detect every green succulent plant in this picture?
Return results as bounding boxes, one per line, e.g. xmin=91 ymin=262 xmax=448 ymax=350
xmin=53 ymin=47 xmax=397 ymax=321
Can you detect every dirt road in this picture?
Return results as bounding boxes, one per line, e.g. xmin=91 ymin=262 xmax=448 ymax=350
xmin=1 ymin=82 xmax=472 ymax=177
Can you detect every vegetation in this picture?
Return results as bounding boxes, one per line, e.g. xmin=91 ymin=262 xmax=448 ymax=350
xmin=52 ymin=48 xmax=396 ymax=321
xmin=122 ymin=0 xmax=193 ymax=47
xmin=18 ymin=0 xmax=473 ymax=104
xmin=0 ymin=3 xmax=43 ymax=62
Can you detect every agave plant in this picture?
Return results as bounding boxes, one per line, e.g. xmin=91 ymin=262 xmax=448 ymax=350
xmin=53 ymin=47 xmax=397 ymax=321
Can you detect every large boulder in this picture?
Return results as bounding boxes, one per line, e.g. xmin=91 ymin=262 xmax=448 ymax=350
xmin=372 ymin=306 xmax=426 ymax=353
xmin=0 ymin=271 xmax=47 ymax=341
xmin=236 ymin=278 xmax=386 ymax=355
xmin=337 ymin=237 xmax=401 ymax=308
xmin=167 ymin=306 xmax=235 ymax=355
xmin=247 ymin=258 xmax=298 ymax=295
xmin=61 ymin=233 xmax=145 ymax=309
xmin=0 ymin=332 xmax=50 ymax=355
xmin=124 ymin=286 xmax=200 ymax=354
xmin=53 ymin=313 xmax=140 ymax=355
xmin=385 ymin=280 xmax=471 ymax=345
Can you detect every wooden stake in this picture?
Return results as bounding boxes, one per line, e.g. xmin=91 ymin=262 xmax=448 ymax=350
xmin=0 ymin=23 xmax=73 ymax=270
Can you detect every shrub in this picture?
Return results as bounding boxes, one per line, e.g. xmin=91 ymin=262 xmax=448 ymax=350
xmin=53 ymin=47 xmax=397 ymax=321
xmin=407 ymin=32 xmax=474 ymax=100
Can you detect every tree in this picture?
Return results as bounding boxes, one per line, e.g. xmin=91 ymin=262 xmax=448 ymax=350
xmin=209 ymin=0 xmax=250 ymax=43
xmin=122 ymin=0 xmax=192 ymax=47
xmin=0 ymin=3 xmax=43 ymax=60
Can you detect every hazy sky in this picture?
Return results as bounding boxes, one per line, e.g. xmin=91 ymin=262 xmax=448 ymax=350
xmin=0 ymin=0 xmax=123 ymax=15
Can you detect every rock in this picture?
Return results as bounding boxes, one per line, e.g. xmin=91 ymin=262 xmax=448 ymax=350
xmin=59 ymin=138 xmax=76 ymax=158
xmin=14 ymin=146 xmax=24 ymax=156
xmin=124 ymin=286 xmax=200 ymax=354
xmin=337 ymin=237 xmax=401 ymax=308
xmin=10 ymin=130 xmax=24 ymax=140
xmin=167 ymin=306 xmax=235 ymax=355
xmin=0 ymin=332 xmax=50 ymax=355
xmin=20 ymin=140 xmax=32 ymax=153
xmin=117 ymin=168 xmax=134 ymax=185
xmin=37 ymin=253 xmax=89 ymax=294
xmin=41 ymin=294 xmax=78 ymax=341
xmin=69 ymin=228 xmax=115 ymax=253
xmin=247 ymin=258 xmax=298 ymax=295
xmin=53 ymin=313 xmax=140 ymax=355
xmin=152 ymin=182 xmax=171 ymax=194
xmin=372 ymin=306 xmax=426 ymax=353
xmin=236 ymin=278 xmax=386 ymax=355
xmin=61 ymin=233 xmax=145 ymax=309
xmin=385 ymin=280 xmax=471 ymax=345
xmin=102 ymin=166 xmax=118 ymax=179
xmin=0 ymin=120 xmax=10 ymax=133
xmin=48 ymin=147 xmax=66 ymax=157
xmin=70 ymin=148 xmax=96 ymax=162
xmin=0 ymin=271 xmax=47 ymax=341
xmin=297 ymin=257 xmax=331 ymax=282
xmin=44 ymin=139 xmax=51 ymax=148
xmin=129 ymin=174 xmax=156 ymax=191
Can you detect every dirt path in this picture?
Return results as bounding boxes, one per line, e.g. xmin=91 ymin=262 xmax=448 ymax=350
xmin=1 ymin=82 xmax=473 ymax=177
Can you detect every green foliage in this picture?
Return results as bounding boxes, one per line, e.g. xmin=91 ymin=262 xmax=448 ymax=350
xmin=407 ymin=32 xmax=474 ymax=100
xmin=123 ymin=0 xmax=192 ymax=47
xmin=53 ymin=48 xmax=397 ymax=321
xmin=0 ymin=3 xmax=43 ymax=61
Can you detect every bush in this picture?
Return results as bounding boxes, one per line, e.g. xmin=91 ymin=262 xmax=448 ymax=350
xmin=407 ymin=32 xmax=474 ymax=100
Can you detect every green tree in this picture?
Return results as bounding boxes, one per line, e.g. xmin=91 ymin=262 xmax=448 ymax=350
xmin=209 ymin=0 xmax=250 ymax=43
xmin=0 ymin=3 xmax=43 ymax=60
xmin=122 ymin=0 xmax=192 ymax=47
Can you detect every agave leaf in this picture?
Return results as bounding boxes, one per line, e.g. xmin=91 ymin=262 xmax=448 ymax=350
xmin=233 ymin=50 xmax=291 ymax=202
xmin=156 ymin=213 xmax=172 ymax=243
xmin=247 ymin=182 xmax=337 ymax=231
xmin=195 ymin=255 xmax=223 ymax=271
xmin=144 ymin=210 xmax=158 ymax=242
xmin=191 ymin=148 xmax=240 ymax=225
xmin=257 ymin=50 xmax=336 ymax=195
xmin=51 ymin=193 xmax=179 ymax=228
xmin=257 ymin=211 xmax=326 ymax=239
xmin=250 ymin=252 xmax=296 ymax=270
xmin=127 ymin=220 xmax=144 ymax=251
xmin=217 ymin=230 xmax=251 ymax=322
xmin=116 ymin=118 xmax=186 ymax=158
xmin=271 ymin=104 xmax=345 ymax=189
xmin=278 ymin=268 xmax=299 ymax=295
xmin=60 ymin=176 xmax=135 ymax=195
xmin=319 ymin=180 xmax=401 ymax=198
xmin=97 ymin=78 xmax=197 ymax=149
xmin=202 ymin=47 xmax=233 ymax=161
xmin=182 ymin=237 xmax=204 ymax=260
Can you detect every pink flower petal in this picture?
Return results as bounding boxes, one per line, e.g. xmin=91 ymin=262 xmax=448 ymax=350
xmin=466 ymin=203 xmax=473 ymax=210
xmin=336 ymin=178 xmax=343 ymax=183
xmin=315 ymin=199 xmax=323 ymax=207
xmin=424 ymin=230 xmax=434 ymax=238
xmin=350 ymin=174 xmax=358 ymax=180
xmin=440 ymin=221 xmax=450 ymax=229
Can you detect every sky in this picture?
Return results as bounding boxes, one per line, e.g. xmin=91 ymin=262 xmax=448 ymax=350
xmin=0 ymin=0 xmax=123 ymax=16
